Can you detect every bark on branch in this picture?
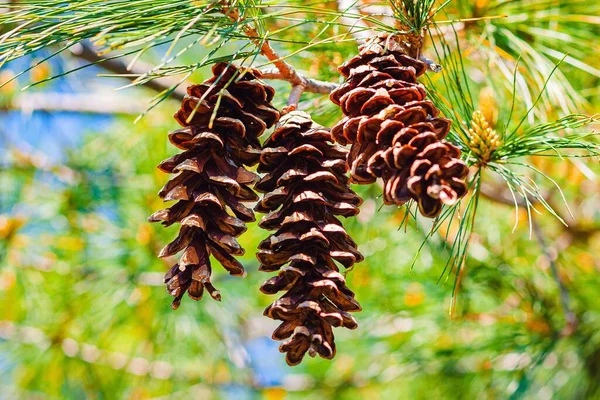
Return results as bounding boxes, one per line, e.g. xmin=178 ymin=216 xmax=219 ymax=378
xmin=220 ymin=2 xmax=339 ymax=106
xmin=259 ymin=68 xmax=338 ymax=94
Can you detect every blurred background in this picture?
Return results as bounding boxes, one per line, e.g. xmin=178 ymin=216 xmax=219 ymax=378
xmin=1 ymin=1 xmax=600 ymax=399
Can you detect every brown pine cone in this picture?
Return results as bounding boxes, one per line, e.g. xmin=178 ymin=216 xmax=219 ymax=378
xmin=330 ymin=33 xmax=468 ymax=218
xmin=255 ymin=110 xmax=363 ymax=366
xmin=149 ymin=63 xmax=280 ymax=309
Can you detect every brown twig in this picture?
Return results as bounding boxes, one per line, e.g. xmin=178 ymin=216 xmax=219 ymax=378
xmin=286 ymin=85 xmax=306 ymax=108
xmin=221 ymin=5 xmax=297 ymax=80
xmin=221 ymin=2 xmax=338 ymax=106
xmin=259 ymin=68 xmax=338 ymax=94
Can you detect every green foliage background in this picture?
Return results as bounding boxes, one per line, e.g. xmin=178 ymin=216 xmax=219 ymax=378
xmin=1 ymin=1 xmax=600 ymax=398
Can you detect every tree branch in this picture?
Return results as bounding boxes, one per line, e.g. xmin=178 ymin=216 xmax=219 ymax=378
xmin=259 ymin=68 xmax=338 ymax=94
xmin=70 ymin=42 xmax=340 ymax=106
xmin=220 ymin=5 xmax=301 ymax=84
xmin=69 ymin=42 xmax=188 ymax=101
xmin=221 ymin=2 xmax=339 ymax=106
xmin=66 ymin=3 xmax=435 ymax=105
xmin=286 ymin=85 xmax=305 ymax=108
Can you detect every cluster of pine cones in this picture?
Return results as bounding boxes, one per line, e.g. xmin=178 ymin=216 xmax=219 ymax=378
xmin=150 ymin=33 xmax=468 ymax=365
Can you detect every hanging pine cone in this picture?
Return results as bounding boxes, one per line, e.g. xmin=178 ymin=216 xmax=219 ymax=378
xmin=330 ymin=33 xmax=468 ymax=218
xmin=255 ymin=110 xmax=363 ymax=366
xmin=149 ymin=63 xmax=280 ymax=309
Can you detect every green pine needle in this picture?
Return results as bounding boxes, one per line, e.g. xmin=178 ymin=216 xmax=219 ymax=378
xmin=390 ymin=0 xmax=450 ymax=33
xmin=414 ymin=21 xmax=599 ymax=284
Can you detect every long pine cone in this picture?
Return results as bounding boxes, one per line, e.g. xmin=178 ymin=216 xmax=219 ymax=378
xmin=150 ymin=63 xmax=280 ymax=309
xmin=255 ymin=111 xmax=363 ymax=366
xmin=331 ymin=33 xmax=468 ymax=218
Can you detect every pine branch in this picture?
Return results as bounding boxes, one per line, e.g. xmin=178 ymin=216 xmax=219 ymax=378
xmin=444 ymin=0 xmax=600 ymax=114
xmin=259 ymin=68 xmax=338 ymax=94
xmin=337 ymin=1 xmax=441 ymax=71
xmin=69 ymin=43 xmax=339 ymax=105
xmin=220 ymin=1 xmax=337 ymax=105
xmin=0 ymin=1 xmax=378 ymax=105
xmin=71 ymin=42 xmax=188 ymax=101
xmin=222 ymin=4 xmax=301 ymax=81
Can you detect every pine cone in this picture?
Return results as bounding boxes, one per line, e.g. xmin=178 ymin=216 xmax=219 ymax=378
xmin=255 ymin=110 xmax=363 ymax=366
xmin=150 ymin=63 xmax=280 ymax=309
xmin=330 ymin=33 xmax=468 ymax=218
